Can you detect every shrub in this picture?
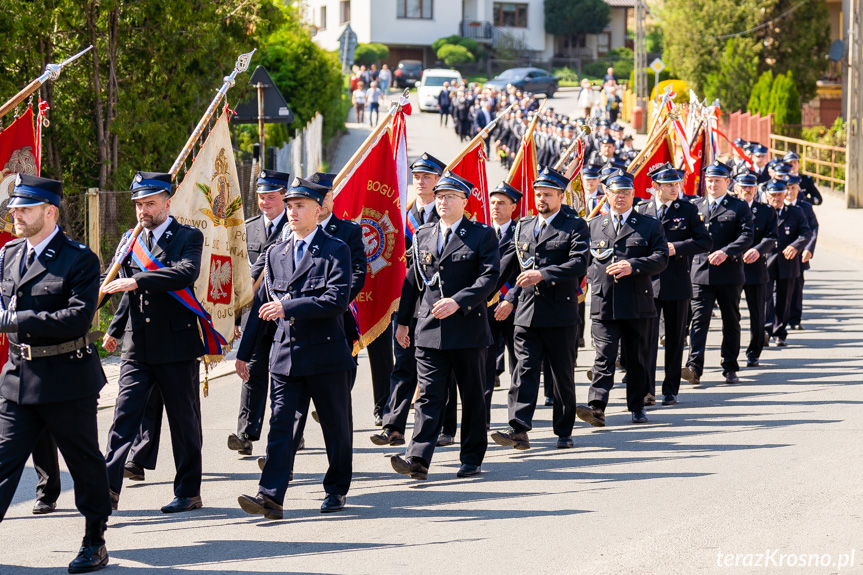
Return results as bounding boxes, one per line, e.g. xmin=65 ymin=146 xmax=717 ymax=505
xmin=554 ymin=66 xmax=579 ymax=82
xmin=769 ymin=71 xmax=802 ymax=127
xmin=437 ymin=44 xmax=475 ymax=66
xmin=353 ymin=43 xmax=389 ymax=66
xmin=747 ymin=71 xmax=774 ymax=116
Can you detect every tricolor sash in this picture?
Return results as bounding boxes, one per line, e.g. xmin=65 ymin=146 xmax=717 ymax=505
xmin=121 ymin=230 xmax=227 ymax=356
xmin=405 ymin=208 xmax=420 ymax=244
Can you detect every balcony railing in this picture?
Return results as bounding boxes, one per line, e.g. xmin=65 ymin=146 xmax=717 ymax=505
xmin=459 ymin=20 xmax=493 ymax=41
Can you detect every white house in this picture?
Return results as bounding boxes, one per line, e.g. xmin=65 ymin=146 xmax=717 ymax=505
xmin=302 ymin=0 xmax=633 ymax=66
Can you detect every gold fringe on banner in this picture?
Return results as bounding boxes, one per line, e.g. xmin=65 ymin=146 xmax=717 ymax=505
xmin=352 ymin=298 xmax=401 ymax=357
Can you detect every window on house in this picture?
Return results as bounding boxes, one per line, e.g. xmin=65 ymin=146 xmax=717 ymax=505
xmin=320 ymin=6 xmax=327 ymax=30
xmin=493 ymin=3 xmax=528 ymax=28
xmin=597 ymin=32 xmax=611 ymax=55
xmin=397 ymin=0 xmax=433 ymax=19
xmin=340 ymin=0 xmax=350 ymax=23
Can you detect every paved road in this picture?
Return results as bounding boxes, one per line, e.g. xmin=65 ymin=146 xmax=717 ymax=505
xmin=3 ymin=92 xmax=863 ymax=574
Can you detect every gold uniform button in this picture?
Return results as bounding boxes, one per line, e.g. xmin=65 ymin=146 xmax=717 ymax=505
xmin=144 ymin=301 xmax=149 ymax=305
xmin=145 ymin=318 xmax=151 ymax=323
xmin=291 ymin=337 xmax=296 ymax=342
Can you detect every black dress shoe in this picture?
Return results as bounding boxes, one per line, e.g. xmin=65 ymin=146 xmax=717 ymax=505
xmin=374 ymin=413 xmax=383 ymax=427
xmin=436 ymin=433 xmax=454 ymax=447
xmin=456 ymin=463 xmax=481 ymax=477
xmin=227 ymin=433 xmax=253 ymax=456
xmin=490 ymin=428 xmax=530 ymax=450
xmin=556 ymin=436 xmax=574 ymax=449
xmin=577 ymin=337 xmax=585 ymax=348
xmin=32 ymin=500 xmax=56 ymax=514
xmin=69 ymin=518 xmax=108 ymax=573
xmin=494 ymin=374 xmax=501 ymax=388
xmin=160 ymin=495 xmax=202 ymax=513
xmin=297 ymin=436 xmax=305 ymax=450
xmin=321 ymin=493 xmax=346 ymax=513
xmin=724 ymin=371 xmax=740 ymax=384
xmin=391 ymin=455 xmax=429 ymax=480
xmin=370 ymin=428 xmax=405 ymax=446
xmin=238 ymin=493 xmax=283 ymax=519
xmin=544 ymin=396 xmax=554 ymax=406
xmin=257 ymin=456 xmax=266 ymax=472
xmin=123 ymin=461 xmax=146 ymax=481
xmin=747 ymin=359 xmax=759 ymax=368
xmin=644 ymin=393 xmax=656 ymax=406
xmin=586 ymin=369 xmax=593 ymax=381
xmin=68 ymin=543 xmax=108 ymax=573
xmin=109 ymin=490 xmax=119 ymax=511
xmin=631 ymin=408 xmax=649 ymax=423
xmin=681 ymin=366 xmax=701 ymax=386
xmin=764 ymin=332 xmax=771 ymax=346
xmin=661 ymin=394 xmax=677 ymax=406
xmin=576 ymin=405 xmax=605 ymax=427
xmin=776 ymin=339 xmax=787 ymax=347
xmin=791 ymin=324 xmax=804 ymax=331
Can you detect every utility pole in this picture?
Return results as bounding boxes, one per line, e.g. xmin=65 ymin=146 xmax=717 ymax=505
xmin=846 ymin=0 xmax=862 ymax=208
xmin=634 ymin=0 xmax=649 ymax=133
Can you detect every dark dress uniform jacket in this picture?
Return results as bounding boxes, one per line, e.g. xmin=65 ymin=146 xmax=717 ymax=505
xmin=690 ymin=194 xmax=754 ymax=286
xmin=397 ymin=219 xmax=500 ymax=349
xmin=794 ymin=199 xmax=818 ymax=271
xmin=635 ymin=199 xmax=712 ymax=301
xmin=238 ymin=230 xmax=354 ymax=377
xmin=0 ymin=232 xmax=105 ymax=404
xmin=322 ymin=215 xmax=367 ymax=344
xmin=588 ymin=212 xmax=669 ymax=319
xmin=768 ymin=205 xmax=812 ymax=280
xmin=499 ymin=211 xmax=589 ymax=328
xmin=743 ymin=201 xmax=778 ymax=285
xmin=246 ymin=213 xmax=288 ymax=281
xmin=105 ymin=218 xmax=206 ymax=364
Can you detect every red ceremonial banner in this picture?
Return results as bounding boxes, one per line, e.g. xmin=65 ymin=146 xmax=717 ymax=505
xmin=632 ymin=135 xmax=673 ymax=200
xmin=333 ymin=132 xmax=406 ymax=353
xmin=684 ymin=126 xmax=706 ymax=198
xmin=0 ymin=107 xmax=39 ymax=365
xmin=511 ymin=136 xmax=538 ymax=218
xmin=449 ymin=142 xmax=490 ymax=223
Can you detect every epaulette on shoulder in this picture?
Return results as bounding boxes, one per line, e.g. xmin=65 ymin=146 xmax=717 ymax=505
xmin=470 ymin=219 xmax=490 ymax=229
xmin=64 ymin=236 xmax=88 ymax=250
xmin=417 ymin=221 xmax=436 ymax=231
xmin=245 ymin=214 xmax=262 ymax=224
xmin=5 ymin=237 xmax=25 ymax=248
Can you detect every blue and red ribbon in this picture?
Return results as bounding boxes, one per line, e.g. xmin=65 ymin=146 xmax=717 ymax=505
xmin=123 ymin=231 xmax=227 ymax=356
xmin=405 ymin=209 xmax=420 ymax=244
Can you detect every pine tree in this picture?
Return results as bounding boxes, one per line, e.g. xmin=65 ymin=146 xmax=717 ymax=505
xmin=704 ymin=37 xmax=761 ymax=112
xmin=748 ymin=71 xmax=774 ymax=116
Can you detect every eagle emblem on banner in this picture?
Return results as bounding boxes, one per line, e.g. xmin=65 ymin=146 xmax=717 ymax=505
xmin=197 ymin=148 xmax=244 ymax=227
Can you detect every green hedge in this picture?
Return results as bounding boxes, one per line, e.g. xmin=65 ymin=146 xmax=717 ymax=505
xmin=437 ymin=44 xmax=475 ymax=66
xmin=354 ymin=43 xmax=389 ymax=65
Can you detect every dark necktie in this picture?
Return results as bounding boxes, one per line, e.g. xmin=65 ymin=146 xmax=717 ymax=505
xmin=536 ymin=221 xmax=546 ymax=239
xmin=21 ymin=249 xmax=35 ymax=275
xmin=418 ymin=208 xmax=426 ymax=225
xmin=709 ymin=201 xmax=717 ymax=216
xmin=295 ymin=239 xmax=305 ymax=262
xmin=659 ymin=205 xmax=667 ymax=220
xmin=265 ymin=221 xmax=273 ymax=237
xmin=440 ymin=227 xmax=451 ymax=255
xmin=145 ymin=231 xmax=154 ymax=250
xmin=496 ymin=226 xmax=502 ymax=239
xmin=614 ymin=215 xmax=622 ymax=233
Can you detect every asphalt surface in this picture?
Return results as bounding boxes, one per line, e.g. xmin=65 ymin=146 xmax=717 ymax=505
xmin=3 ymin=90 xmax=862 ymax=574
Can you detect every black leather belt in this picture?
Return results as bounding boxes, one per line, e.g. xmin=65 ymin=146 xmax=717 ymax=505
xmin=10 ymin=331 xmax=103 ymax=361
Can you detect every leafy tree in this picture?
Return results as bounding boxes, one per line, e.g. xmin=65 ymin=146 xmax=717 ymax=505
xmin=544 ymin=0 xmax=610 ymax=43
xmin=0 ymin=0 xmax=283 ymax=192
xmin=353 ymin=43 xmax=389 ymax=66
xmin=437 ymin=45 xmax=475 ymax=66
xmin=769 ymin=71 xmax=802 ymax=126
xmin=704 ymin=37 xmax=761 ymax=112
xmin=748 ymin=71 xmax=774 ymax=116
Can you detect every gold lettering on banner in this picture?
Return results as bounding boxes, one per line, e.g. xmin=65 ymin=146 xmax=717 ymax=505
xmin=355 ymin=291 xmax=374 ymax=302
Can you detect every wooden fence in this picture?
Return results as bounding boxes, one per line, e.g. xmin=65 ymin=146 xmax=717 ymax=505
xmin=769 ymin=134 xmax=846 ymax=191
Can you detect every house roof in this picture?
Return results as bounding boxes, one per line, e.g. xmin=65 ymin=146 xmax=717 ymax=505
xmin=605 ymin=0 xmax=636 ymax=7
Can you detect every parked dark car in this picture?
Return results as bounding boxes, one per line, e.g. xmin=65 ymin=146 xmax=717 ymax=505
xmin=484 ymin=67 xmax=559 ymax=97
xmin=394 ymin=60 xmax=424 ymax=89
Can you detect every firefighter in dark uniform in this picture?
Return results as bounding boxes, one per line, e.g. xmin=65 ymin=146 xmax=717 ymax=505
xmin=784 ymin=174 xmax=818 ymax=330
xmin=226 ymin=170 xmax=290 ymax=457
xmin=683 ymin=161 xmax=754 ymax=385
xmin=102 ymin=171 xmax=206 ymax=514
xmin=390 ymin=171 xmax=499 ymax=480
xmin=576 ymin=170 xmax=668 ymax=426
xmin=635 ymin=163 xmax=711 ymax=406
xmin=733 ymin=169 xmax=778 ymax=367
xmin=485 ymin=182 xmax=521 ymax=423
xmin=490 ymin=167 xmax=589 ymax=449
xmin=0 ymin=175 xmax=112 ymax=573
xmin=783 ymin=151 xmax=822 ymax=205
xmin=764 ymin=179 xmax=812 ymax=347
xmin=236 ymin=177 xmax=354 ymax=517
xmin=371 ymin=153 xmax=457 ymax=447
